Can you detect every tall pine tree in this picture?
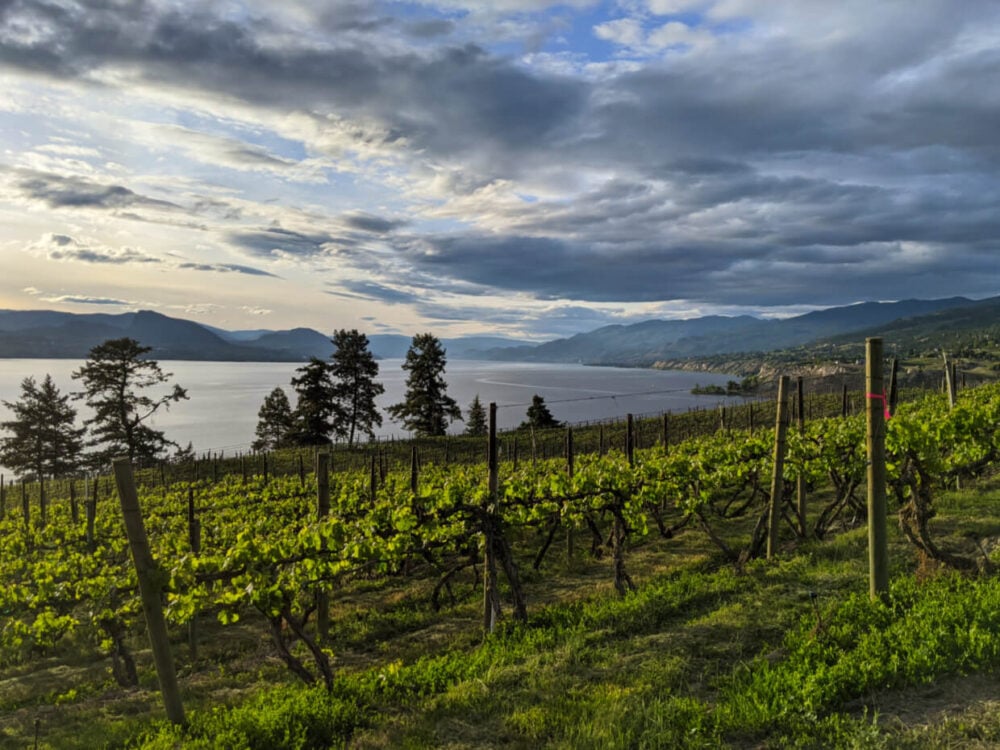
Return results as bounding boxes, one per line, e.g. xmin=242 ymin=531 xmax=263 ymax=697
xmin=387 ymin=333 xmax=462 ymax=436
xmin=253 ymin=387 xmax=295 ymax=451
xmin=519 ymin=394 xmax=561 ymax=430
xmin=464 ymin=394 xmax=487 ymax=436
xmin=0 ymin=374 xmax=85 ymax=480
xmin=329 ymin=329 xmax=384 ymax=446
xmin=290 ymin=358 xmax=338 ymax=445
xmin=72 ymin=338 xmax=187 ymax=464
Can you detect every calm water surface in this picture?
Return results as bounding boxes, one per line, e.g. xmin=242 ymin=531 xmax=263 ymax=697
xmin=0 ymin=358 xmax=734 ymax=461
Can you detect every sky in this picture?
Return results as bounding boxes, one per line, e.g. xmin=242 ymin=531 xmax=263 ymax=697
xmin=1 ymin=0 xmax=999 ymax=341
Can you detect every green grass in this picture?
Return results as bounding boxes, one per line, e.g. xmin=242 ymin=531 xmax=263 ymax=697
xmin=6 ymin=480 xmax=1000 ymax=748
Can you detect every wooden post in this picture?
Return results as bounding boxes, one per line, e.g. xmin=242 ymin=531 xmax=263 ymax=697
xmin=112 ymin=458 xmax=186 ymax=726
xmin=69 ymin=479 xmax=78 ymax=524
xmin=796 ymin=376 xmax=807 ymax=537
xmin=39 ymin=476 xmax=47 ymax=528
xmin=866 ymin=339 xmax=890 ymax=600
xmin=842 ymin=384 xmax=849 ymax=418
xmin=240 ymin=455 xmax=247 ymax=485
xmin=316 ymin=452 xmax=330 ymax=643
xmin=298 ymin=454 xmax=305 ymax=487
xmin=512 ymin=437 xmax=518 ymax=471
xmin=410 ymin=445 xmax=419 ymax=495
xmin=599 ymin=424 xmax=605 ymax=456
xmin=85 ymin=477 xmax=96 ymax=549
xmin=566 ymin=427 xmax=575 ymax=562
xmin=766 ymin=376 xmax=791 ymax=560
xmin=748 ymin=403 xmax=755 ymax=435
xmin=484 ymin=403 xmax=501 ymax=634
xmin=943 ymin=352 xmax=956 ymax=409
xmin=719 ymin=405 xmax=726 ymax=432
xmin=662 ymin=414 xmax=669 ymax=449
xmin=21 ymin=480 xmax=29 ymax=530
xmin=187 ymin=486 xmax=201 ymax=660
xmin=626 ymin=414 xmax=635 ymax=466
xmin=888 ymin=358 xmax=899 ymax=417
xmin=262 ymin=453 xmax=269 ymax=484
xmin=369 ymin=455 xmax=377 ymax=504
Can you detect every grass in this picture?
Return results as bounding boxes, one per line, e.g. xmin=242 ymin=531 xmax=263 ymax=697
xmin=5 ymin=477 xmax=1000 ymax=748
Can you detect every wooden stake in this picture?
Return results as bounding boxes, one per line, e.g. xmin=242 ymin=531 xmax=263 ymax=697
xmin=484 ymin=403 xmax=501 ymax=634
xmin=866 ymin=339 xmax=889 ymax=600
xmin=316 ymin=452 xmax=330 ymax=643
xmin=796 ymin=376 xmax=807 ymax=537
xmin=626 ymin=414 xmax=635 ymax=466
xmin=766 ymin=376 xmax=790 ymax=560
xmin=112 ymin=458 xmax=186 ymax=726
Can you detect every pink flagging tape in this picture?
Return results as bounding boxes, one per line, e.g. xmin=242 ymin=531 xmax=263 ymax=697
xmin=866 ymin=391 xmax=892 ymax=421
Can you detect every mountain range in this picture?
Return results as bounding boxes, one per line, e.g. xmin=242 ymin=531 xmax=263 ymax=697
xmin=0 ymin=295 xmax=994 ymax=364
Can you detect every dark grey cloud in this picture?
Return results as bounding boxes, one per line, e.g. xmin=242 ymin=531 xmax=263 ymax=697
xmin=177 ymin=262 xmax=279 ymax=277
xmin=342 ymin=212 xmax=408 ymax=234
xmin=5 ymin=1 xmax=1000 ymax=313
xmin=15 ymin=171 xmax=179 ymax=211
xmin=406 ymin=19 xmax=454 ymax=39
xmin=228 ymin=226 xmax=337 ymax=258
xmin=332 ymin=280 xmax=421 ymax=305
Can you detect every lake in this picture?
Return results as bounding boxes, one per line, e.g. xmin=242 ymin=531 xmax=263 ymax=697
xmin=0 ymin=359 xmax=734 ymax=466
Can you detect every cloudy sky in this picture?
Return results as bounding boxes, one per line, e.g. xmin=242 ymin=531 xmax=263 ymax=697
xmin=1 ymin=0 xmax=998 ymax=340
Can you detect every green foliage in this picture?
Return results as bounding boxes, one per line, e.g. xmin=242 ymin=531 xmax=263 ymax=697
xmin=519 ymin=394 xmax=562 ymax=430
xmin=72 ymin=338 xmax=188 ymax=465
xmin=464 ymin=394 xmax=487 ymax=437
xmin=290 ymin=358 xmax=337 ymax=446
xmin=0 ymin=374 xmax=85 ymax=481
xmin=139 ymin=686 xmax=362 ymax=749
xmin=387 ymin=333 xmax=462 ymax=436
xmin=253 ymin=387 xmax=296 ymax=452
xmin=329 ymin=329 xmax=384 ymax=446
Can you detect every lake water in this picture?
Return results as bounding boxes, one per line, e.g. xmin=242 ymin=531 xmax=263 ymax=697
xmin=0 ymin=358 xmax=733 ymax=465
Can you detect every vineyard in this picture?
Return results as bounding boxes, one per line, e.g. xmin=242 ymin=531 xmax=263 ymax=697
xmin=2 ymin=374 xmax=1000 ymax=748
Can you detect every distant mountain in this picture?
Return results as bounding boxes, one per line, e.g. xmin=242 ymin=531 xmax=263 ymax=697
xmin=483 ymin=297 xmax=982 ymax=365
xmin=0 ymin=310 xmax=532 ymax=361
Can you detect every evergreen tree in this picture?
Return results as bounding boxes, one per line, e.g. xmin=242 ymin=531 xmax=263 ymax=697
xmin=464 ymin=394 xmax=488 ymax=436
xmin=252 ymin=387 xmax=295 ymax=451
xmin=290 ymin=357 xmax=338 ymax=445
xmin=519 ymin=394 xmax=561 ymax=430
xmin=387 ymin=333 xmax=462 ymax=436
xmin=72 ymin=338 xmax=187 ymax=464
xmin=0 ymin=374 xmax=85 ymax=481
xmin=330 ymin=329 xmax=384 ymax=446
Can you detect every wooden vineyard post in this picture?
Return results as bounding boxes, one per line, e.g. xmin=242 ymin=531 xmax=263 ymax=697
xmin=262 ymin=453 xmax=269 ymax=484
xmin=298 ymin=454 xmax=305 ymax=487
xmin=866 ymin=338 xmax=890 ymax=600
xmin=410 ymin=445 xmax=419 ymax=495
xmin=316 ymin=452 xmax=331 ymax=643
xmin=112 ymin=458 xmax=186 ymax=726
xmin=599 ymin=424 xmax=605 ymax=456
xmin=39 ymin=477 xmax=47 ymax=528
xmin=626 ymin=414 xmax=635 ymax=465
xmin=85 ymin=477 xmax=97 ymax=549
xmin=484 ymin=403 xmax=501 ymax=634
xmin=566 ymin=427 xmax=575 ymax=562
xmin=842 ymin=384 xmax=849 ymax=418
xmin=369 ymin=455 xmax=377 ymax=505
xmin=187 ymin=487 xmax=201 ymax=659
xmin=888 ymin=358 xmax=899 ymax=417
xmin=662 ymin=414 xmax=670 ymax=449
xmin=766 ymin=376 xmax=790 ymax=560
xmin=69 ymin=480 xmax=78 ymax=524
xmin=748 ymin=403 xmax=755 ymax=435
xmin=21 ymin=481 xmax=29 ymax=530
xmin=240 ymin=455 xmax=247 ymax=485
xmin=795 ymin=376 xmax=807 ymax=537
xmin=943 ymin=352 xmax=956 ymax=409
